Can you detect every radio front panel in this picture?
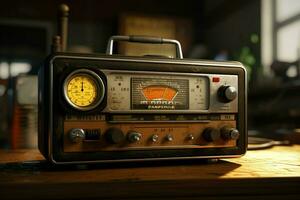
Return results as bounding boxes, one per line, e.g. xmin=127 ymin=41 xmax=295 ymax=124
xmin=38 ymin=54 xmax=247 ymax=164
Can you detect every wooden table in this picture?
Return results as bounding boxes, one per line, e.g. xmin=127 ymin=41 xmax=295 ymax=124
xmin=1 ymin=146 xmax=300 ymax=200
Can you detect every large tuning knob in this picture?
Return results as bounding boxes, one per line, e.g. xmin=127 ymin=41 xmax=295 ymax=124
xmin=221 ymin=127 xmax=240 ymax=140
xmin=202 ymin=128 xmax=220 ymax=142
xmin=218 ymin=85 xmax=237 ymax=102
xmin=104 ymin=127 xmax=125 ymax=144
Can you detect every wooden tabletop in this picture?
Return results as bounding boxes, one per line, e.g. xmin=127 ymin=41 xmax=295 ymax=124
xmin=1 ymin=145 xmax=300 ymax=199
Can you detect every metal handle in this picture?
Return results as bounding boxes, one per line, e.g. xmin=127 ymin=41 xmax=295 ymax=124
xmin=106 ymin=35 xmax=183 ymax=59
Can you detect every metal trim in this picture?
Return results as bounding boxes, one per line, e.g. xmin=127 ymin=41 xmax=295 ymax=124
xmin=50 ymin=54 xmax=244 ymax=68
xmin=107 ymin=120 xmax=211 ymax=123
xmin=106 ymin=35 xmax=183 ymax=59
xmin=50 ymin=153 xmax=243 ymax=165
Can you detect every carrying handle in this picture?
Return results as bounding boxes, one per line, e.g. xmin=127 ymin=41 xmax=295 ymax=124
xmin=106 ymin=35 xmax=183 ymax=59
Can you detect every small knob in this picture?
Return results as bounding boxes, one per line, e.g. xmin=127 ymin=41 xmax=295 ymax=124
xmin=104 ymin=127 xmax=125 ymax=144
xmin=165 ymin=134 xmax=173 ymax=141
xmin=187 ymin=134 xmax=195 ymax=141
xmin=202 ymin=128 xmax=220 ymax=142
xmin=218 ymin=85 xmax=237 ymax=102
xmin=127 ymin=131 xmax=142 ymax=143
xmin=221 ymin=127 xmax=240 ymax=140
xmin=151 ymin=134 xmax=159 ymax=142
xmin=69 ymin=128 xmax=85 ymax=143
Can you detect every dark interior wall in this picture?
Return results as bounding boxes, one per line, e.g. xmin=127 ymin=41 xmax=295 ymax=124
xmin=67 ymin=21 xmax=113 ymax=53
xmin=0 ymin=0 xmax=201 ymax=21
xmin=0 ymin=0 xmax=203 ymax=55
xmin=0 ymin=0 xmax=261 ymax=60
xmin=203 ymin=0 xmax=261 ymax=60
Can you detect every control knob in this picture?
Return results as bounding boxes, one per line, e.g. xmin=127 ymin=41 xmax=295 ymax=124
xmin=127 ymin=131 xmax=142 ymax=143
xmin=104 ymin=127 xmax=125 ymax=144
xmin=221 ymin=127 xmax=240 ymax=140
xmin=202 ymin=128 xmax=220 ymax=142
xmin=187 ymin=134 xmax=195 ymax=140
xmin=218 ymin=85 xmax=237 ymax=102
xmin=165 ymin=134 xmax=173 ymax=142
xmin=69 ymin=128 xmax=85 ymax=143
xmin=151 ymin=134 xmax=159 ymax=142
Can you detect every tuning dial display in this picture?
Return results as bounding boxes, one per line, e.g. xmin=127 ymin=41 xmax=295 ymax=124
xmin=63 ymin=69 xmax=105 ymax=111
xmin=218 ymin=85 xmax=237 ymax=103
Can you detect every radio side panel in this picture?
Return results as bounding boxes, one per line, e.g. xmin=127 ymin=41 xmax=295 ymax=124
xmin=38 ymin=59 xmax=48 ymax=159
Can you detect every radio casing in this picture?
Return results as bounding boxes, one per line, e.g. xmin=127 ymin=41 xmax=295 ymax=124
xmin=38 ymin=52 xmax=247 ymax=164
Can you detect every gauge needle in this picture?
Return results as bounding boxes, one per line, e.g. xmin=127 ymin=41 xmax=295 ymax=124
xmin=81 ymin=81 xmax=84 ymax=92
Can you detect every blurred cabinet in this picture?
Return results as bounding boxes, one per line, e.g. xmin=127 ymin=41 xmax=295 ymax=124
xmin=118 ymin=14 xmax=194 ymax=58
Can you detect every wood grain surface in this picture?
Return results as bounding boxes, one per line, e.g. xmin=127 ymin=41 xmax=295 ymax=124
xmin=0 ymin=145 xmax=299 ymax=199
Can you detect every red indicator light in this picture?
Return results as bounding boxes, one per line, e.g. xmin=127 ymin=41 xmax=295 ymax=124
xmin=212 ymin=77 xmax=220 ymax=82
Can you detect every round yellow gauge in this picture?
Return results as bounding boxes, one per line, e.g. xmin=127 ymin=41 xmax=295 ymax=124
xmin=63 ymin=69 xmax=105 ymax=111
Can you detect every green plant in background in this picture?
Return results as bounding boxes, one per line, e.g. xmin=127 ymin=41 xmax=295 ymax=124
xmin=234 ymin=33 xmax=259 ymax=81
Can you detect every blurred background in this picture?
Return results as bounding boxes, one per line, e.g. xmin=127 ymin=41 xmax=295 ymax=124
xmin=0 ymin=0 xmax=299 ymax=149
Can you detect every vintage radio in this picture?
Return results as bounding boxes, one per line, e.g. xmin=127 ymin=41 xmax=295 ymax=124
xmin=38 ymin=5 xmax=247 ymax=164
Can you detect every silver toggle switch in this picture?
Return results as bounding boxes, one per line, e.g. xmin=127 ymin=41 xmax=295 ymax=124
xmin=127 ymin=131 xmax=142 ymax=143
xmin=69 ymin=128 xmax=85 ymax=143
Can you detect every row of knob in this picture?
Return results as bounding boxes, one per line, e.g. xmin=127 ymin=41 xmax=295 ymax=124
xmin=105 ymin=128 xmax=176 ymax=144
xmin=69 ymin=127 xmax=239 ymax=143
